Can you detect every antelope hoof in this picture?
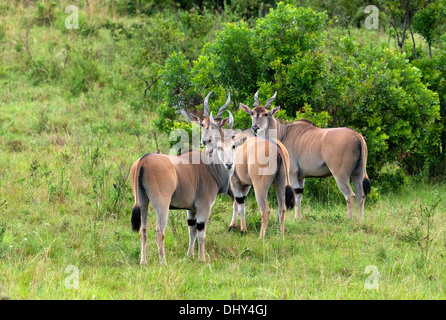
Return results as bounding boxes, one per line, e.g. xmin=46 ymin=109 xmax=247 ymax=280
xmin=240 ymin=230 xmax=247 ymax=236
xmin=228 ymin=225 xmax=236 ymax=232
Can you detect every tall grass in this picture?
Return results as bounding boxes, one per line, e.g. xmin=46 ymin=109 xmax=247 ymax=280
xmin=1 ymin=164 xmax=445 ymax=299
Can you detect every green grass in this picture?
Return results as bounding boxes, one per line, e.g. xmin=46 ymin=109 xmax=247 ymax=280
xmin=0 ymin=1 xmax=445 ymax=300
xmin=1 ymin=178 xmax=445 ymax=299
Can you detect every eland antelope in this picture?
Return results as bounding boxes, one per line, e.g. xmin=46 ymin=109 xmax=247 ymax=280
xmin=130 ymin=132 xmax=246 ymax=265
xmin=204 ymin=112 xmax=295 ymax=238
xmin=240 ymin=91 xmax=371 ymax=220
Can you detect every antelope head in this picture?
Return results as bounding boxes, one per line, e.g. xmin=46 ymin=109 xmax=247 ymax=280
xmin=239 ymin=90 xmax=280 ymax=135
xmin=207 ymin=111 xmax=245 ymax=172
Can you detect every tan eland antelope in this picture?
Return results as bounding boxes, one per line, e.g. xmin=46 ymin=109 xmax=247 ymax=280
xmin=203 ymin=112 xmax=295 ymax=238
xmin=130 ymin=130 xmax=246 ymax=265
xmin=239 ymin=91 xmax=371 ymax=220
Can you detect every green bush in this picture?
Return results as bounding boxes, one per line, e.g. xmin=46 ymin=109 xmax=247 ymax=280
xmin=327 ymin=44 xmax=441 ymax=178
xmin=205 ymin=20 xmax=260 ymax=101
xmin=200 ymin=3 xmax=328 ymax=112
xmin=377 ymin=163 xmax=409 ymax=194
xmin=412 ymin=1 xmax=446 ymax=58
xmin=412 ymin=51 xmax=446 ymax=177
xmin=154 ymin=52 xmax=200 ymax=137
xmin=157 ymin=3 xmax=441 ymax=186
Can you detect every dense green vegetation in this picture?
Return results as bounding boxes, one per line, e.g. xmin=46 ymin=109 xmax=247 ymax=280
xmin=158 ymin=1 xmax=446 ymax=183
xmin=0 ymin=0 xmax=445 ymax=299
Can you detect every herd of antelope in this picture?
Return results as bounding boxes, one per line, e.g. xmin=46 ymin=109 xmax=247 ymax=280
xmin=130 ymin=91 xmax=371 ymax=265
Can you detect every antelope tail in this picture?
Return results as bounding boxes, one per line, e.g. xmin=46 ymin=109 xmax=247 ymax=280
xmin=285 ymin=185 xmax=295 ymax=210
xmin=131 ymin=206 xmax=141 ymax=232
xmin=275 ymin=140 xmax=295 ymax=210
xmin=130 ymin=155 xmax=150 ymax=232
xmin=359 ymin=135 xmax=371 ymax=196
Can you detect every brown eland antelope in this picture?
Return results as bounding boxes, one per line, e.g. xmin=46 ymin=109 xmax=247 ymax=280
xmin=130 ymin=131 xmax=247 ymax=265
xmin=239 ymin=91 xmax=371 ymax=220
xmin=204 ymin=112 xmax=295 ymax=238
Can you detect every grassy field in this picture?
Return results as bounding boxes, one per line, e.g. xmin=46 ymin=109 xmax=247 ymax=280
xmin=0 ymin=1 xmax=445 ymax=300
xmin=0 ymin=175 xmax=445 ymax=299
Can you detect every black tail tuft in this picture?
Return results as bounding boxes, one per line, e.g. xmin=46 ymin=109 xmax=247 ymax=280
xmin=285 ymin=185 xmax=295 ymax=210
xmin=131 ymin=206 xmax=141 ymax=232
xmin=363 ymin=178 xmax=371 ymax=196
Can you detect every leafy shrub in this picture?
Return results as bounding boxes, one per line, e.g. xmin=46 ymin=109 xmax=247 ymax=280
xmin=412 ymin=51 xmax=446 ymax=177
xmin=154 ymin=52 xmax=199 ymax=136
xmin=294 ymin=105 xmax=332 ymax=128
xmin=158 ymin=3 xmax=440 ymax=182
xmin=197 ymin=3 xmax=328 ymax=111
xmin=412 ymin=1 xmax=446 ymax=58
xmin=205 ymin=20 xmax=260 ymax=101
xmin=158 ymin=52 xmax=194 ymax=110
xmin=324 ymin=37 xmax=441 ymax=178
xmin=377 ymin=163 xmax=409 ymax=194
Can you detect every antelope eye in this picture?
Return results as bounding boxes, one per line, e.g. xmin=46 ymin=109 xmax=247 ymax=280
xmin=232 ymin=145 xmax=236 ymax=149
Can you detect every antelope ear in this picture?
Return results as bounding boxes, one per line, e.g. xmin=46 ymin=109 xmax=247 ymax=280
xmin=219 ymin=117 xmax=229 ymax=128
xmin=270 ymin=106 xmax=281 ymax=117
xmin=190 ymin=113 xmax=201 ymax=125
xmin=235 ymin=136 xmax=248 ymax=147
xmin=239 ymin=103 xmax=253 ymax=115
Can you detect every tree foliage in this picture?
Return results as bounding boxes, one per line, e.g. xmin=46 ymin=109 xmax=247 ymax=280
xmin=413 ymin=1 xmax=446 ymax=58
xmin=157 ymin=1 xmax=442 ymax=183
